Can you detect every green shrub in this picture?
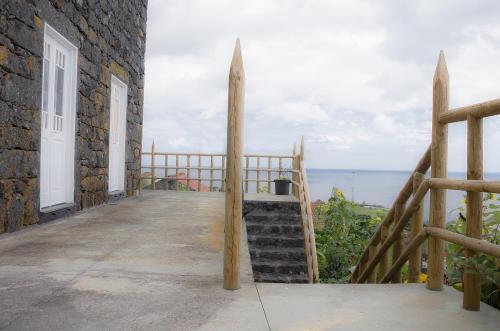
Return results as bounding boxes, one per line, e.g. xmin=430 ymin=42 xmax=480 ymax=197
xmin=314 ymin=189 xmax=385 ymax=283
xmin=446 ymin=193 xmax=500 ymax=309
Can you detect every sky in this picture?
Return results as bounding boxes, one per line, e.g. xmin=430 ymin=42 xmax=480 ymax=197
xmin=142 ymin=0 xmax=500 ymax=172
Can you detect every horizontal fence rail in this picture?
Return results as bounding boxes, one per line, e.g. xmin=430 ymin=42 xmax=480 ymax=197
xmin=351 ymin=51 xmax=500 ymax=312
xmin=140 ymin=144 xmax=295 ymax=194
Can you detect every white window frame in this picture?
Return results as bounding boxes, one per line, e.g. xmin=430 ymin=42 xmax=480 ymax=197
xmin=40 ymin=23 xmax=78 ymax=209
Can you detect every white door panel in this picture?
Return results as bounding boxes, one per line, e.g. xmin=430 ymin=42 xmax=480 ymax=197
xmin=108 ymin=76 xmax=127 ymax=193
xmin=40 ymin=25 xmax=77 ymax=209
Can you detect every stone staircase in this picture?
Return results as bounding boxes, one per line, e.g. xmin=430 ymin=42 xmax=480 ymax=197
xmin=243 ymin=199 xmax=309 ymax=283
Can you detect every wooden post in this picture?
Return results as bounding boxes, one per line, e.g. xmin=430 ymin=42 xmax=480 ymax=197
xmin=463 ymin=114 xmax=483 ymax=310
xmin=292 ymin=144 xmax=297 ymax=197
xmin=175 ymin=155 xmax=179 ymax=190
xmin=278 ymin=157 xmax=282 ymax=178
xmin=221 ymin=155 xmax=226 ymax=192
xmin=409 ymin=172 xmax=425 ymax=283
xmin=223 ymin=39 xmax=244 ymax=290
xmin=256 ymin=156 xmax=260 ymax=192
xmin=267 ymin=157 xmax=271 ymax=193
xmin=391 ymin=203 xmax=405 ymax=283
xmin=245 ymin=156 xmax=249 ymax=193
xmin=427 ymin=51 xmax=449 ymax=291
xmin=367 ymin=245 xmax=378 ymax=283
xmin=209 ymin=156 xmax=214 ymax=192
xmin=198 ymin=155 xmax=202 ymax=192
xmin=151 ymin=140 xmax=156 ymax=191
xmin=187 ymin=155 xmax=191 ymax=191
xmin=164 ymin=155 xmax=168 ymax=190
xmin=378 ymin=218 xmax=391 ymax=279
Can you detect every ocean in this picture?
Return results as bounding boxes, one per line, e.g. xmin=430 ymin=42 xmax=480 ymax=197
xmin=307 ymin=169 xmax=500 ymax=221
xmin=141 ymin=159 xmax=499 ymax=221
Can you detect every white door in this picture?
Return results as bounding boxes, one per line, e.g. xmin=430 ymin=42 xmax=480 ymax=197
xmin=108 ymin=76 xmax=127 ymax=193
xmin=40 ymin=25 xmax=77 ymax=209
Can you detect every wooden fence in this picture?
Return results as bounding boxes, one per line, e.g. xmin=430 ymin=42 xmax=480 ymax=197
xmin=291 ymin=137 xmax=320 ymax=283
xmin=351 ymin=51 xmax=500 ymax=312
xmin=140 ymin=148 xmax=296 ymax=194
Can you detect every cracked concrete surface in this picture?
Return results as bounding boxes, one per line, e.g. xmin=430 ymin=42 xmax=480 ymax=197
xmin=0 ymin=191 xmax=498 ymax=330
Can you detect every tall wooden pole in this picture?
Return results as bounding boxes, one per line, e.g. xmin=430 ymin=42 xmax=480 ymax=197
xmin=409 ymin=172 xmax=425 ymax=283
xmin=223 ymin=39 xmax=245 ymax=290
xmin=463 ymin=114 xmax=483 ymax=310
xmin=427 ymin=51 xmax=449 ymax=291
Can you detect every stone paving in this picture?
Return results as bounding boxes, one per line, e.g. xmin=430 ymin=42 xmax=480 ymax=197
xmin=0 ymin=191 xmax=498 ymax=330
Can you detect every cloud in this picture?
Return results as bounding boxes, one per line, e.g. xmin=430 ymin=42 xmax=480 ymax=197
xmin=143 ymin=0 xmax=500 ymax=171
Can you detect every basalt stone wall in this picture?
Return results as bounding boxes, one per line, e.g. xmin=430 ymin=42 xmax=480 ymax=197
xmin=0 ymin=0 xmax=147 ymax=233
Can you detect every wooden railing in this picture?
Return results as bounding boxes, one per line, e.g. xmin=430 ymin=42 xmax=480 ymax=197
xmin=140 ymin=148 xmax=295 ymax=194
xmin=291 ymin=136 xmax=320 ymax=283
xmin=351 ymin=51 xmax=500 ymax=312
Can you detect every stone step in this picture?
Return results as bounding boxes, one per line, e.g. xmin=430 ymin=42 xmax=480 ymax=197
xmin=243 ymin=200 xmax=301 ymax=214
xmin=245 ymin=212 xmax=302 ymax=225
xmin=253 ymin=272 xmax=309 ymax=284
xmin=252 ymin=260 xmax=308 ymax=275
xmin=249 ymin=247 xmax=307 ymax=262
xmin=247 ymin=235 xmax=305 ymax=248
xmin=245 ymin=223 xmax=303 ymax=236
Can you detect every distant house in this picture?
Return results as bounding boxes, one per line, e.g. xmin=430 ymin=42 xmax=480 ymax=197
xmin=0 ymin=1 xmax=148 ymax=233
xmin=144 ymin=173 xmax=211 ymax=192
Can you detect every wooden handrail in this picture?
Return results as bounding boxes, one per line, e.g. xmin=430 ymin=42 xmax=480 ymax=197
xmin=141 ymin=153 xmax=294 ymax=193
xmin=352 ymin=51 xmax=500 ymax=311
xmin=356 ymin=179 xmax=431 ymax=283
xmin=439 ymin=97 xmax=500 ymax=124
xmin=380 ymin=229 xmax=429 ymax=283
xmin=425 ymin=227 xmax=500 ymax=258
xmin=290 ymin=137 xmax=319 ymax=283
xmin=350 ymin=144 xmax=431 ymax=282
xmin=428 ymin=178 xmax=500 ymax=193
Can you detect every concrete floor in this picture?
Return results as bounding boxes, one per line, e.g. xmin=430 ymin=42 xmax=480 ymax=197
xmin=0 ymin=191 xmax=498 ymax=330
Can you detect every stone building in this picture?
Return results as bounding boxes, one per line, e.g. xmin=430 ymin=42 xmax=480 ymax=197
xmin=0 ymin=0 xmax=148 ymax=233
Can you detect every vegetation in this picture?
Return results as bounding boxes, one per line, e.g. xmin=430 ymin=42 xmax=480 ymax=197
xmin=446 ymin=193 xmax=500 ymax=309
xmin=314 ymin=189 xmax=385 ymax=283
xmin=277 ymin=176 xmax=290 ymax=181
xmin=257 ymin=185 xmax=268 ymax=193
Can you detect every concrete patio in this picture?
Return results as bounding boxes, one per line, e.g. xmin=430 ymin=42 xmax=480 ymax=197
xmin=0 ymin=191 xmax=498 ymax=330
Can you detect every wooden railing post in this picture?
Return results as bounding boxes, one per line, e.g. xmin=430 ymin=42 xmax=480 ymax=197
xmin=187 ymin=155 xmax=191 ymax=191
xmin=221 ymin=155 xmax=226 ymax=192
xmin=245 ymin=156 xmax=249 ymax=193
xmin=267 ymin=157 xmax=271 ymax=193
xmin=175 ymin=155 xmax=179 ymax=190
xmin=223 ymin=39 xmax=244 ymax=290
xmin=463 ymin=113 xmax=483 ymax=310
xmin=291 ymin=144 xmax=297 ymax=197
xmin=210 ymin=155 xmax=214 ymax=192
xmin=367 ymin=245 xmax=378 ymax=283
xmin=408 ymin=172 xmax=425 ymax=283
xmin=164 ymin=155 xmax=168 ymax=190
xmin=198 ymin=155 xmax=202 ymax=192
xmin=256 ymin=156 xmax=260 ymax=192
xmin=151 ymin=140 xmax=156 ymax=191
xmin=378 ymin=217 xmax=391 ymax=280
xmin=427 ymin=51 xmax=449 ymax=291
xmin=391 ymin=203 xmax=405 ymax=283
